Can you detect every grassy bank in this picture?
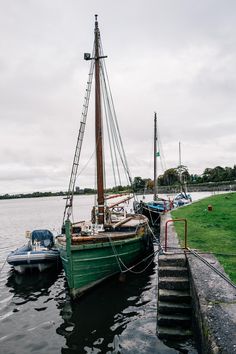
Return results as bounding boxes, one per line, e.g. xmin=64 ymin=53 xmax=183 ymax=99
xmin=171 ymin=192 xmax=236 ymax=283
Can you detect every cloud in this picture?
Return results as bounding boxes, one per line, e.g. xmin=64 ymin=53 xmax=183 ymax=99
xmin=0 ymin=0 xmax=235 ymax=193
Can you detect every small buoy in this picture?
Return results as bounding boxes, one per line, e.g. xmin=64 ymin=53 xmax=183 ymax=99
xmin=118 ymin=272 xmax=126 ymax=282
xmin=208 ymin=205 xmax=213 ymax=211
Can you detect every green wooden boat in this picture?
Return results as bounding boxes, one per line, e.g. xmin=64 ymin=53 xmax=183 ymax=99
xmin=56 ymin=15 xmax=153 ymax=298
xmin=56 ymin=215 xmax=152 ymax=297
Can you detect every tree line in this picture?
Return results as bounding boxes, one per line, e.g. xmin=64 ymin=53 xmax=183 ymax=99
xmin=132 ymin=164 xmax=236 ymax=192
xmin=1 ymin=165 xmax=235 ymax=199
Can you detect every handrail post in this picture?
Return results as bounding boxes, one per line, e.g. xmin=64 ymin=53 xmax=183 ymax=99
xmin=164 ymin=218 xmax=188 ymax=252
xmin=184 ymin=219 xmax=187 ymax=249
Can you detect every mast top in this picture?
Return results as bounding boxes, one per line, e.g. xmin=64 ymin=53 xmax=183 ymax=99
xmin=95 ymin=14 xmax=98 ymax=29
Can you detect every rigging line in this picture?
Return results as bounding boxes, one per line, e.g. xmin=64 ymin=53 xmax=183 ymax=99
xmin=77 ymin=149 xmax=96 ymax=177
xmin=156 ymin=121 xmax=164 ymax=173
xmin=98 ymin=49 xmax=132 ymax=188
xmin=156 ymin=119 xmax=167 ymax=173
xmin=100 ymin=70 xmax=120 ymax=186
xmin=111 ymin=117 xmax=128 ymax=185
xmin=98 ymin=74 xmax=132 ymax=184
xmin=107 ymin=95 xmax=123 ymax=186
xmin=101 ymin=81 xmax=117 ymax=186
xmin=63 ymin=47 xmax=95 ymax=224
xmin=99 ymin=41 xmax=135 ymax=199
xmin=145 ymin=134 xmax=154 ymax=195
xmin=100 ymin=57 xmax=132 ymax=185
xmin=100 ymin=64 xmax=127 ymax=186
xmin=99 ymin=97 xmax=132 ymax=191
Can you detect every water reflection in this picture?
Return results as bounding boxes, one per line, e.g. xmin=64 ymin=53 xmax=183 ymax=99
xmin=0 ymin=195 xmax=203 ymax=353
xmin=6 ymin=267 xmax=61 ymax=299
xmin=56 ymin=261 xmax=178 ymax=354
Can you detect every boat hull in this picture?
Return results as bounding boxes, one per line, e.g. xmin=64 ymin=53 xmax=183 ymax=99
xmin=7 ymin=247 xmax=60 ymax=273
xmin=140 ymin=205 xmax=161 ymax=228
xmin=57 ymin=226 xmax=152 ymax=297
xmin=133 ymin=201 xmax=161 ymax=228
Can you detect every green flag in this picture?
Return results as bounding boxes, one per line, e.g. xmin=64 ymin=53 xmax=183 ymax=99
xmin=156 ymin=152 xmax=160 ymax=157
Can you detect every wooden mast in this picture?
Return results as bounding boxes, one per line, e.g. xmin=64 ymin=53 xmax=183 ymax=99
xmin=94 ymin=15 xmax=105 ymax=224
xmin=153 ymin=112 xmax=157 ymax=201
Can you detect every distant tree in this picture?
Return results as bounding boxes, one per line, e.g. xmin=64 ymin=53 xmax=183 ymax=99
xmin=84 ymin=188 xmax=95 ymax=194
xmin=176 ymin=165 xmax=190 ymax=183
xmin=190 ymin=173 xmax=202 ymax=183
xmin=202 ymin=168 xmax=213 ymax=182
xmin=146 ymin=178 xmax=154 ymax=190
xmin=161 ymin=168 xmax=179 ymax=185
xmin=211 ymin=166 xmax=225 ymax=181
xmin=132 ymin=176 xmax=146 ymax=192
xmin=233 ymin=165 xmax=236 ymax=179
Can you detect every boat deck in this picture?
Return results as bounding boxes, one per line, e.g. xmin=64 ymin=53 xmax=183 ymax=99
xmin=57 ymin=214 xmax=148 ymax=245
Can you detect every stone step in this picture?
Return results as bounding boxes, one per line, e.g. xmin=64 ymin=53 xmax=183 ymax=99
xmin=159 ymin=276 xmax=190 ymax=290
xmin=158 ymin=254 xmax=187 ymax=267
xmin=159 ymin=289 xmax=191 ymax=303
xmin=157 ymin=326 xmax=192 ymax=340
xmin=159 ymin=266 xmax=188 ymax=277
xmin=157 ymin=313 xmax=191 ymax=328
xmin=158 ymin=301 xmax=192 ymax=315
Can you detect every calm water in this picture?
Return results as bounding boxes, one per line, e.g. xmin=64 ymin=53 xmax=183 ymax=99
xmin=0 ymin=193 xmax=214 ymax=353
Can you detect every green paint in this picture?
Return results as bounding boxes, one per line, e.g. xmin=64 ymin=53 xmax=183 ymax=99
xmin=57 ymin=226 xmax=152 ymax=297
xmin=171 ymin=192 xmax=236 ymax=283
xmin=65 ymin=219 xmax=74 ymax=288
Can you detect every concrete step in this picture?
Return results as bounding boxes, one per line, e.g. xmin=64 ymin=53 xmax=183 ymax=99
xmin=157 ymin=313 xmax=191 ymax=328
xmin=158 ymin=301 xmax=192 ymax=315
xmin=159 ymin=289 xmax=191 ymax=303
xmin=158 ymin=276 xmax=190 ymax=290
xmin=159 ymin=254 xmax=187 ymax=267
xmin=158 ymin=326 xmax=192 ymax=340
xmin=159 ymin=266 xmax=188 ymax=277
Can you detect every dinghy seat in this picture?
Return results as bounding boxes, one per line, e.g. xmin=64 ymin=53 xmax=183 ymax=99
xmin=31 ymin=229 xmax=54 ymax=249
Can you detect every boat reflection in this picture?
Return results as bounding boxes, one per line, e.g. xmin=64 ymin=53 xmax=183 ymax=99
xmin=6 ymin=266 xmax=62 ymax=299
xmin=56 ymin=262 xmax=158 ymax=353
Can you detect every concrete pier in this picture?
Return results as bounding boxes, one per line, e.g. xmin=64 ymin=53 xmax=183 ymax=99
xmin=159 ymin=212 xmax=236 ymax=353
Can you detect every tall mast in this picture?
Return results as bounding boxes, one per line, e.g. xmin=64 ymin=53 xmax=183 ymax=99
xmin=153 ymin=112 xmax=157 ymax=201
xmin=94 ymin=15 xmax=105 ymax=224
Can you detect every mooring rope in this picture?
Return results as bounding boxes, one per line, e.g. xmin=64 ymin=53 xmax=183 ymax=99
xmin=108 ymin=229 xmax=160 ymax=275
xmin=0 ymin=258 xmax=7 ymax=274
xmin=142 ymin=204 xmax=161 ymax=227
xmin=187 ymin=248 xmax=236 ymax=290
xmin=108 ymin=236 xmax=123 ymax=273
xmin=118 ymin=249 xmax=159 ymax=274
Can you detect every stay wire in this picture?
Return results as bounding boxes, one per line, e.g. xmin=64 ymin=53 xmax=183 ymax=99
xmin=100 ymin=70 xmax=121 ymax=185
xmin=99 ymin=42 xmax=133 ymax=186
xmin=187 ymin=248 xmax=236 ymax=290
xmin=100 ymin=63 xmax=128 ymax=185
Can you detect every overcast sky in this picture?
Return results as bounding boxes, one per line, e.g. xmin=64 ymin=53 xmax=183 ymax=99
xmin=0 ymin=0 xmax=235 ymax=194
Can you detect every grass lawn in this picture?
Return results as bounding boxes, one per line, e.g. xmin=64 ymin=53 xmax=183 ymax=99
xmin=171 ymin=192 xmax=236 ymax=283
